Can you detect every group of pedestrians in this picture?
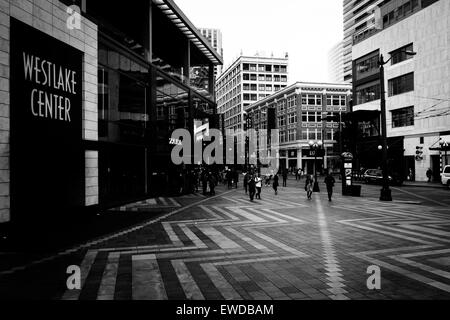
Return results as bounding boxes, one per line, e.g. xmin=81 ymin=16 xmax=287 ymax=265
xmin=242 ymin=169 xmax=337 ymax=202
xmin=304 ymin=171 xmax=336 ymax=201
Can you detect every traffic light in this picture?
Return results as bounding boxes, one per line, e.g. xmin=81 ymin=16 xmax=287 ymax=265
xmin=415 ymin=146 xmax=423 ymax=161
xmin=243 ymin=112 xmax=253 ymax=131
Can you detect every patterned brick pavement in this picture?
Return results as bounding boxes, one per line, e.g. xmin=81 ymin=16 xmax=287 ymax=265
xmin=1 ymin=183 xmax=450 ymax=300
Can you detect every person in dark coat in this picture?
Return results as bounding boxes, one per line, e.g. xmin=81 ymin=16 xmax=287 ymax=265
xmin=248 ymin=174 xmax=256 ymax=201
xmin=233 ymin=170 xmax=239 ymax=188
xmin=305 ymin=174 xmax=314 ymax=200
xmin=273 ymin=174 xmax=279 ymax=195
xmin=201 ymin=171 xmax=208 ymax=195
xmin=324 ymin=171 xmax=336 ymax=201
xmin=243 ymin=172 xmax=249 ymax=194
xmin=208 ymin=173 xmax=216 ymax=196
xmin=282 ymin=170 xmax=288 ymax=187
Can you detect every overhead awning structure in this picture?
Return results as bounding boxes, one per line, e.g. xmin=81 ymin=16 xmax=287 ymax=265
xmin=152 ymin=0 xmax=223 ymax=66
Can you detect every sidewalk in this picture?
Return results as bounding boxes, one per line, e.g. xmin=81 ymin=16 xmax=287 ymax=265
xmin=0 ymin=186 xmax=231 ymax=273
xmin=402 ymin=181 xmax=446 ymax=189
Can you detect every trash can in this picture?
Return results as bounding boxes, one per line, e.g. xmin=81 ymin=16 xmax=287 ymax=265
xmin=351 ymin=185 xmax=362 ymax=197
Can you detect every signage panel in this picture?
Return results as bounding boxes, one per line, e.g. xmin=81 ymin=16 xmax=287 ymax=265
xmin=10 ymin=19 xmax=84 ymax=224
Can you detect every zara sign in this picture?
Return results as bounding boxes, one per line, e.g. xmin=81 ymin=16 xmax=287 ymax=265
xmin=10 ymin=19 xmax=84 ymax=225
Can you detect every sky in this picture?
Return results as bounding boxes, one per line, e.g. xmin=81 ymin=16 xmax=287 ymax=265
xmin=175 ymin=0 xmax=344 ymax=84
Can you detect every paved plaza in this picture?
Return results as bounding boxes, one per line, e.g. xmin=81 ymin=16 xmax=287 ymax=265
xmin=1 ymin=180 xmax=450 ymax=300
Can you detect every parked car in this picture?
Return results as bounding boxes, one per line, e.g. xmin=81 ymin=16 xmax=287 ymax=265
xmin=363 ymin=169 xmax=403 ymax=186
xmin=441 ymin=165 xmax=450 ymax=189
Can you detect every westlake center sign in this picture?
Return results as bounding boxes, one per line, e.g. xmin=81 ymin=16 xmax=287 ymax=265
xmin=10 ymin=19 xmax=84 ymax=224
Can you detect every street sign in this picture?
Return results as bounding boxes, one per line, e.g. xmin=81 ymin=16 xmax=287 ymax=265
xmin=306 ymin=149 xmax=325 ymax=157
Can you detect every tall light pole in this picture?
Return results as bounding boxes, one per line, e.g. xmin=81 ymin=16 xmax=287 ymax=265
xmin=378 ymin=50 xmax=416 ymax=201
xmin=309 ymin=140 xmax=323 ymax=192
xmin=440 ymin=138 xmax=449 ymax=166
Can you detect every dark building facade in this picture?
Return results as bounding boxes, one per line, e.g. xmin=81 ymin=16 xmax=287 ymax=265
xmin=0 ymin=0 xmax=222 ymax=233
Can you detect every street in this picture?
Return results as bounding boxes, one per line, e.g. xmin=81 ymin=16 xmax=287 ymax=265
xmin=1 ymin=178 xmax=449 ymax=300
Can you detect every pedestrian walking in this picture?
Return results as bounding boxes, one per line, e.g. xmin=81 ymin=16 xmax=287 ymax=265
xmin=243 ymin=172 xmax=249 ymax=194
xmin=233 ymin=170 xmax=239 ymax=188
xmin=248 ymin=174 xmax=256 ymax=201
xmin=208 ymin=173 xmax=216 ymax=196
xmin=273 ymin=174 xmax=279 ymax=195
xmin=324 ymin=170 xmax=335 ymax=201
xmin=201 ymin=171 xmax=208 ymax=195
xmin=295 ymin=169 xmax=299 ymax=181
xmin=255 ymin=174 xmax=263 ymax=199
xmin=426 ymin=168 xmax=433 ymax=182
xmin=282 ymin=170 xmax=287 ymax=187
xmin=305 ymin=174 xmax=314 ymax=200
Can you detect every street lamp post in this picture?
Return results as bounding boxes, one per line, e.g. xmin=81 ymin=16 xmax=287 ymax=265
xmin=378 ymin=50 xmax=415 ymax=201
xmin=309 ymin=140 xmax=323 ymax=192
xmin=440 ymin=138 xmax=449 ymax=166
xmin=378 ymin=54 xmax=392 ymax=201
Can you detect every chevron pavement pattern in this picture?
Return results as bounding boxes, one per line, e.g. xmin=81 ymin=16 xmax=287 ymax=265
xmin=58 ymin=186 xmax=450 ymax=300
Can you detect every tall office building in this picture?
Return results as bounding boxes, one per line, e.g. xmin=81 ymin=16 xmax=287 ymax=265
xmin=216 ymin=55 xmax=289 ymax=135
xmin=343 ymin=0 xmax=385 ymax=82
xmin=352 ymin=0 xmax=448 ymax=182
xmin=199 ymin=28 xmax=223 ymax=76
xmin=328 ymin=41 xmax=345 ymax=83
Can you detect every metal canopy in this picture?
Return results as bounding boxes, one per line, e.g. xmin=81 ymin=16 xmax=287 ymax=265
xmin=152 ymin=0 xmax=223 ymax=66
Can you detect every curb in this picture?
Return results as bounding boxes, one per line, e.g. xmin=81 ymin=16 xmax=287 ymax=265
xmin=402 ymin=184 xmax=447 ymax=189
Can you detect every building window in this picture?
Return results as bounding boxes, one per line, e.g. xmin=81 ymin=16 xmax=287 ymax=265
xmin=288 ymin=96 xmax=297 ymax=109
xmin=243 ymin=73 xmax=250 ymax=80
xmin=265 ymin=65 xmax=272 ymax=72
xmin=390 ymin=44 xmax=414 ymax=65
xmin=355 ymin=81 xmax=381 ymax=105
xmin=243 ymin=64 xmax=249 ymax=71
xmin=249 ymin=64 xmax=257 ymax=71
xmin=302 ymin=130 xmax=308 ymax=140
xmin=259 ymin=84 xmax=265 ymax=91
xmin=280 ymin=131 xmax=286 ymax=143
xmin=266 ymin=85 xmax=272 ymax=92
xmin=326 ymin=130 xmax=333 ymax=141
xmin=392 ymin=106 xmax=414 ymax=128
xmin=288 ymin=129 xmax=296 ymax=141
xmin=278 ymin=116 xmax=286 ymax=127
xmin=278 ymin=100 xmax=286 ymax=113
xmin=388 ymin=72 xmax=414 ymax=97
xmin=301 ymin=112 xmax=320 ymax=123
xmin=288 ymin=113 xmax=297 ymax=124
xmin=250 ymin=74 xmax=257 ymax=81
xmin=259 ymin=74 xmax=265 ymax=81
xmin=355 ymin=50 xmax=379 ymax=80
xmin=266 ymin=75 xmax=272 ymax=81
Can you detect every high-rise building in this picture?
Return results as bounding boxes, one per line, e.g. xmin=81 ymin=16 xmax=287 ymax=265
xmin=343 ymin=0 xmax=385 ymax=82
xmin=328 ymin=41 xmax=344 ymax=83
xmin=216 ymin=55 xmax=289 ymax=136
xmin=199 ymin=28 xmax=223 ymax=76
xmin=352 ymin=0 xmax=448 ymax=182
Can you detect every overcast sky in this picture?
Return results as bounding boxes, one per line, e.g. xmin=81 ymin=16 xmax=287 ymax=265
xmin=175 ymin=0 xmax=344 ymax=84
